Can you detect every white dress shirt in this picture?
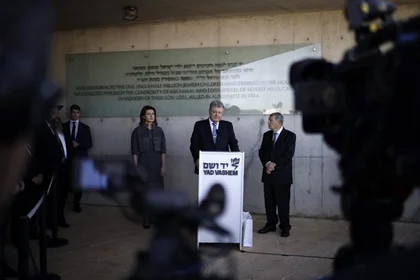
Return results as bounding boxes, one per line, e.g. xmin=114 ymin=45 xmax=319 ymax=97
xmin=272 ymin=126 xmax=283 ymax=144
xmin=46 ymin=121 xmax=67 ymax=159
xmin=209 ymin=118 xmax=219 ymax=133
xmin=57 ymin=132 xmax=68 ymax=159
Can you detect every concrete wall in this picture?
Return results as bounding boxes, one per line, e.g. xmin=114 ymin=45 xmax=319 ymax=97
xmin=50 ymin=5 xmax=420 ymax=221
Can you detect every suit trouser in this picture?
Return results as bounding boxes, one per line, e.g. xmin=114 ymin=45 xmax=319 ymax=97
xmin=72 ymin=155 xmax=85 ymax=207
xmin=46 ymin=166 xmax=69 ymax=227
xmin=56 ymin=172 xmax=68 ymax=224
xmin=46 ymin=184 xmax=67 ymax=226
xmin=263 ymin=182 xmax=291 ymax=231
xmin=73 ymin=191 xmax=82 ymax=207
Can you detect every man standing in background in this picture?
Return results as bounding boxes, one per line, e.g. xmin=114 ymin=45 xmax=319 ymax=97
xmin=189 ymin=100 xmax=240 ymax=174
xmin=35 ymin=105 xmax=72 ymax=228
xmin=63 ymin=104 xmax=93 ymax=213
xmin=258 ymin=112 xmax=296 ymax=237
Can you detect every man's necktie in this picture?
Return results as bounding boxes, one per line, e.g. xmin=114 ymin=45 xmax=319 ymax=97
xmin=72 ymin=121 xmax=76 ymax=140
xmin=212 ymin=122 xmax=217 ymax=145
xmin=272 ymin=132 xmax=277 ymax=146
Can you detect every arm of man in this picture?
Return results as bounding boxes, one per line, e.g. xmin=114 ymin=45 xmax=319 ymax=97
xmin=272 ymin=132 xmax=296 ymax=167
xmin=161 ymin=129 xmax=167 ymax=176
xmin=189 ymin=122 xmax=200 ymax=164
xmin=131 ymin=129 xmax=139 ymax=167
xmin=258 ymin=133 xmax=269 ymax=166
xmin=23 ymin=157 xmax=43 ymax=184
xmin=32 ymin=128 xmax=48 ymax=176
xmin=77 ymin=124 xmax=93 ymax=149
xmin=228 ymin=122 xmax=240 ymax=152
xmin=32 ymin=129 xmax=53 ymax=186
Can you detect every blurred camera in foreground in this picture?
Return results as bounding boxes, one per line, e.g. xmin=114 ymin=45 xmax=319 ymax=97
xmin=72 ymin=156 xmax=234 ymax=280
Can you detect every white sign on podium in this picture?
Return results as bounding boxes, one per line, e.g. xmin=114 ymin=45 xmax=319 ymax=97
xmin=198 ymin=151 xmax=245 ymax=249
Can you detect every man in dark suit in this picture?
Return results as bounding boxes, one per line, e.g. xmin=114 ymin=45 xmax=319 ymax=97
xmin=10 ymin=143 xmax=44 ymax=246
xmin=258 ymin=112 xmax=296 ymax=237
xmin=190 ymin=100 xmax=240 ymax=174
xmin=63 ymin=104 xmax=92 ymax=213
xmin=34 ymin=105 xmax=72 ymax=228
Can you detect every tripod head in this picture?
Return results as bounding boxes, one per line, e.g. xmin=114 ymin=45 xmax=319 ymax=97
xmin=289 ymin=0 xmax=420 ymax=276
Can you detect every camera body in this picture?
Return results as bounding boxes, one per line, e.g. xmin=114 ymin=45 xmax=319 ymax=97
xmin=290 ymin=0 xmax=420 ymax=274
xmin=0 ymin=0 xmax=59 ymax=143
xmin=72 ymin=157 xmax=233 ymax=280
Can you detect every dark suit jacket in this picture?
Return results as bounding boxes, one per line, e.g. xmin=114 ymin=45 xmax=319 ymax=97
xmin=190 ymin=119 xmax=240 ymax=174
xmin=33 ymin=122 xmax=73 ymax=185
xmin=14 ymin=147 xmax=44 ymax=214
xmin=23 ymin=146 xmax=43 ymax=185
xmin=63 ymin=120 xmax=92 ymax=157
xmin=258 ymin=128 xmax=296 ymax=185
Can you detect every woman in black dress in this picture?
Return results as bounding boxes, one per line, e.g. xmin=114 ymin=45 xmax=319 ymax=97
xmin=131 ymin=105 xmax=166 ymax=228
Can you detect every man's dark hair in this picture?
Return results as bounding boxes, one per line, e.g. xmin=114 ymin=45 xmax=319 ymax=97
xmin=70 ymin=104 xmax=81 ymax=111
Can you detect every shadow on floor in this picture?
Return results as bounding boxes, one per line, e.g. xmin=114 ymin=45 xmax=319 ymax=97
xmin=5 ymin=205 xmax=420 ymax=280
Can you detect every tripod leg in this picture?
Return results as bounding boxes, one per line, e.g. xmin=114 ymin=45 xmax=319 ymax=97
xmin=333 ymin=197 xmax=401 ymax=273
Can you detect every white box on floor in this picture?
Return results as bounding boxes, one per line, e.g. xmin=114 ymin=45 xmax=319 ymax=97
xmin=242 ymin=212 xmax=253 ymax=248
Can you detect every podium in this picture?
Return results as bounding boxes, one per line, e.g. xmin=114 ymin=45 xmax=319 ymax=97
xmin=197 ymin=151 xmax=245 ymax=249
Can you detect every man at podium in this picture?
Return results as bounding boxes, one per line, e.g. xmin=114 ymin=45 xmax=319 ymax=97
xmin=189 ymin=100 xmax=240 ymax=174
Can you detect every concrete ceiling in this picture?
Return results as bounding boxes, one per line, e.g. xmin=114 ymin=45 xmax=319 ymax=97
xmin=53 ymin=0 xmax=420 ymax=31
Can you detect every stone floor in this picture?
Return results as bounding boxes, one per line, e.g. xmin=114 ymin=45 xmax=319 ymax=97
xmin=6 ymin=205 xmax=420 ymax=280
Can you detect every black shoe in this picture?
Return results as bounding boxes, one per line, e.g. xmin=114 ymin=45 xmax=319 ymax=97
xmin=280 ymin=230 xmax=290 ymax=237
xmin=143 ymin=223 xmax=150 ymax=229
xmin=73 ymin=205 xmax=81 ymax=213
xmin=257 ymin=224 xmax=276 ymax=234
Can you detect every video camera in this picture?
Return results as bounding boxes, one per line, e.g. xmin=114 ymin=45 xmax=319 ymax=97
xmin=290 ymin=0 xmax=420 ymax=275
xmin=72 ymin=157 xmax=234 ymax=280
